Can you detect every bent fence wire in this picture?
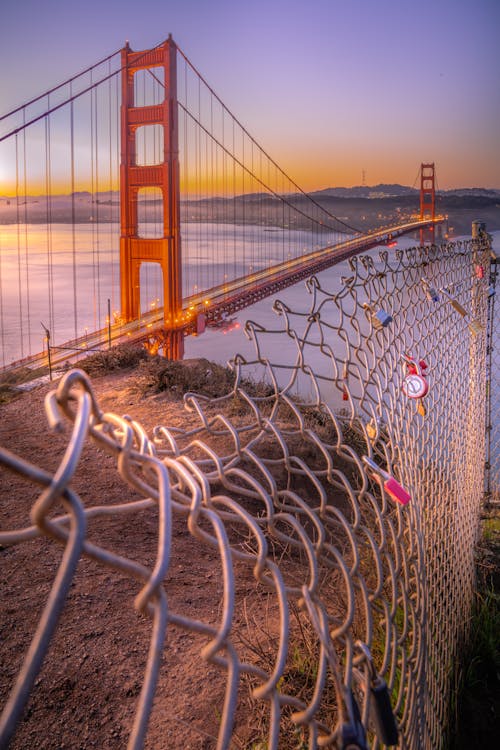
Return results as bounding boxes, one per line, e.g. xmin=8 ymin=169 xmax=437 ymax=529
xmin=0 ymin=232 xmax=494 ymax=749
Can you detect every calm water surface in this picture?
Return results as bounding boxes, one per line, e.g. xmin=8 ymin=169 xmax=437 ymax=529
xmin=1 ymin=224 xmax=497 ymax=400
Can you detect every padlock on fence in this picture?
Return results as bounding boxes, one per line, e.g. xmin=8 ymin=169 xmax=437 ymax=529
xmin=341 ymin=690 xmax=368 ymax=750
xmin=468 ymin=318 xmax=483 ymax=336
xmin=422 ymin=277 xmax=439 ymax=302
xmin=440 ymin=288 xmax=483 ymax=336
xmin=356 ymin=642 xmax=399 ymax=747
xmin=401 ymin=354 xmax=429 ymax=400
xmin=362 ymin=456 xmax=411 ymax=505
xmin=475 ymin=265 xmax=485 ymax=279
xmin=440 ymin=287 xmax=467 ymax=316
xmin=362 ymin=303 xmax=393 ymax=330
xmin=366 ymin=417 xmax=379 ymax=442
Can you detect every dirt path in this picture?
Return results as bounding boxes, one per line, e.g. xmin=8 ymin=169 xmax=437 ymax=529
xmin=1 ymin=369 xmax=253 ymax=749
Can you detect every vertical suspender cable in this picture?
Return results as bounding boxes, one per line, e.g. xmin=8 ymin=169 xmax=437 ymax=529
xmin=15 ymin=134 xmax=24 ymax=357
xmin=242 ymin=129 xmax=246 ymax=279
xmin=0 ymin=235 xmax=5 ymax=366
xmin=196 ymin=75 xmax=200 ymax=295
xmin=22 ymin=112 xmax=32 ymax=353
xmin=182 ymin=60 xmax=188 ymax=298
xmin=90 ymin=75 xmax=97 ymax=330
xmin=70 ymin=91 xmax=78 ymax=340
xmin=115 ymin=70 xmax=120 ymax=315
xmin=44 ymin=104 xmax=55 ymax=339
xmin=232 ymin=118 xmax=236 ymax=281
xmin=94 ymin=85 xmax=101 ymax=326
xmin=155 ymin=73 xmax=161 ymax=306
xmin=108 ymin=62 xmax=115 ymax=319
xmin=210 ymin=93 xmax=215 ymax=292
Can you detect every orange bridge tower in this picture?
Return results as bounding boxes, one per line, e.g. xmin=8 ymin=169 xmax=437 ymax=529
xmin=120 ymin=36 xmax=183 ymax=357
xmin=419 ymin=162 xmax=435 ymax=222
xmin=419 ymin=162 xmax=436 ymax=245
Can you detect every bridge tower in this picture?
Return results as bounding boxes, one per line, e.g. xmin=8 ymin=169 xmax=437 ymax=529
xmin=120 ymin=36 xmax=183 ymax=357
xmin=419 ymin=162 xmax=435 ymax=222
xmin=419 ymin=162 xmax=436 ymax=245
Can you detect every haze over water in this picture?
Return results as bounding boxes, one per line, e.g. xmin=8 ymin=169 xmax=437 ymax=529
xmin=0 ymin=221 xmax=348 ymax=365
xmin=1 ymin=223 xmax=498 ymax=407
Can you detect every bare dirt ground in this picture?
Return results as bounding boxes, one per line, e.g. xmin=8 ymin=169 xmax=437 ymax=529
xmin=0 ymin=365 xmax=268 ymax=749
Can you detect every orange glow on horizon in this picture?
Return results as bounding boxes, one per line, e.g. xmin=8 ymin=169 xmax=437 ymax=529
xmin=0 ymin=176 xmax=118 ymax=198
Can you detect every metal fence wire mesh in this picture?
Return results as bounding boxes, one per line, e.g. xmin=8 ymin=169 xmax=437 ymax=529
xmin=0 ymin=233 xmax=493 ymax=749
xmin=486 ymin=248 xmax=500 ymax=502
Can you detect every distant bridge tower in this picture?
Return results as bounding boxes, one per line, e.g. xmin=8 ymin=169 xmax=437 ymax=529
xmin=419 ymin=162 xmax=436 ymax=244
xmin=419 ymin=162 xmax=435 ymax=221
xmin=120 ymin=35 xmax=183 ymax=357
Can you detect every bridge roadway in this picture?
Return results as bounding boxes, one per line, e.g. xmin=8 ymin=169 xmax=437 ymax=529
xmin=3 ymin=217 xmax=443 ymax=374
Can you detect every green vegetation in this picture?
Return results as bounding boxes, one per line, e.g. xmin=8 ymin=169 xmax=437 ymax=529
xmin=448 ymin=508 xmax=500 ymax=749
xmin=0 ymin=365 xmax=49 ymax=403
xmin=77 ymin=343 xmax=274 ymax=401
xmin=77 ymin=342 xmax=149 ymax=375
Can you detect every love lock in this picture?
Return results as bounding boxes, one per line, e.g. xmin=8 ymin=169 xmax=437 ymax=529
xmin=362 ymin=303 xmax=393 ymax=330
xmin=440 ymin=287 xmax=468 ymax=316
xmin=366 ymin=417 xmax=379 ymax=441
xmin=355 ymin=642 xmax=399 ymax=747
xmin=401 ymin=354 xmax=429 ymax=400
xmin=362 ymin=456 xmax=411 ymax=505
xmin=440 ymin=288 xmax=483 ymax=336
xmin=422 ymin=278 xmax=439 ymax=302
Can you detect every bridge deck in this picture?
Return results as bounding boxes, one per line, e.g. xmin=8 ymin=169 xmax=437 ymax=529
xmin=1 ymin=218 xmax=443 ymax=375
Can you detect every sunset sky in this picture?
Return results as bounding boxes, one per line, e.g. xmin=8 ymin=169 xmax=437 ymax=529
xmin=1 ymin=0 xmax=499 ymax=191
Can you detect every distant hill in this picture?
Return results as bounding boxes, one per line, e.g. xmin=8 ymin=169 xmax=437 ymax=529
xmin=311 ymin=185 xmax=500 ymax=200
xmin=1 ymin=185 xmax=499 ymax=235
xmin=312 ymin=184 xmax=418 ymax=198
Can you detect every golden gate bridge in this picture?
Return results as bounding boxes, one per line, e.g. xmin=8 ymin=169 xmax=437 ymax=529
xmin=0 ymin=36 xmax=443 ymax=368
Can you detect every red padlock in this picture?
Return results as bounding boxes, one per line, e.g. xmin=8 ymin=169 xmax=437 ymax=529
xmin=402 ymin=354 xmax=429 ymax=400
xmin=406 ymin=358 xmax=428 ymax=376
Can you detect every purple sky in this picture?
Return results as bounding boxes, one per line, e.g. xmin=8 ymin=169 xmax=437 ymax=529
xmin=1 ymin=0 xmax=499 ymax=190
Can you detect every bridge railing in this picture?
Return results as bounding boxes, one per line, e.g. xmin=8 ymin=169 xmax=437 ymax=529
xmin=0 ymin=232 xmax=492 ymax=749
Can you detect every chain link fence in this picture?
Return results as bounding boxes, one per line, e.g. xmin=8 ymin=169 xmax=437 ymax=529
xmin=486 ymin=235 xmax=500 ymax=502
xmin=0 ymin=232 xmax=493 ymax=749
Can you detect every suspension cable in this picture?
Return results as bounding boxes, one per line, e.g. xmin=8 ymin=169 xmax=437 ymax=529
xmin=175 ymin=45 xmax=364 ymax=235
xmin=0 ymin=49 xmax=122 ymax=122
xmin=177 ymin=101 xmax=349 ymax=237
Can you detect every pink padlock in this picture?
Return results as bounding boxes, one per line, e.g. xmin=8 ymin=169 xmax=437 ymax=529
xmin=475 ymin=265 xmax=485 ymax=279
xmin=362 ymin=456 xmax=411 ymax=505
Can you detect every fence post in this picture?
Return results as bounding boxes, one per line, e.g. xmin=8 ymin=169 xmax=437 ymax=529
xmin=41 ymin=322 xmax=52 ymax=381
xmin=483 ymin=223 xmax=498 ymax=502
xmin=107 ymin=298 xmax=112 ymax=349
